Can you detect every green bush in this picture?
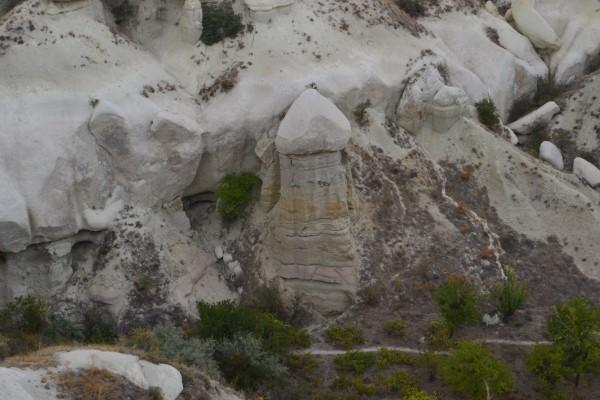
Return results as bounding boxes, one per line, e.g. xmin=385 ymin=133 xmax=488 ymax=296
xmin=380 ymin=369 xmax=417 ymax=393
xmin=325 ymin=324 xmax=364 ymax=349
xmin=353 ymin=100 xmax=371 ymax=127
xmin=244 ymin=284 xmax=289 ymax=323
xmin=215 ymin=172 xmax=261 ymax=221
xmin=394 ymin=0 xmax=427 ymax=17
xmin=439 ymin=341 xmax=515 ymax=400
xmin=475 ymin=99 xmax=500 ymax=130
xmin=546 ymin=297 xmax=600 ymax=389
xmin=81 ymin=305 xmax=118 ymax=344
xmin=491 ymin=267 xmax=527 ymax=321
xmin=334 ymin=351 xmax=375 ymax=375
xmin=434 ymin=277 xmax=478 ymax=335
xmin=359 ymin=284 xmax=380 ymax=306
xmin=509 ymin=73 xmax=567 ymax=122
xmin=331 ymin=374 xmax=376 ymax=396
xmin=215 ymin=333 xmax=286 ymax=391
xmin=0 ymin=295 xmax=49 ymax=335
xmin=375 ymin=347 xmax=417 ymax=369
xmin=383 ymin=319 xmax=406 ymax=337
xmin=200 ymin=1 xmax=243 ymax=46
xmin=153 ymin=324 xmax=219 ymax=376
xmin=526 ymin=344 xmax=566 ymax=399
xmin=425 ymin=320 xmax=454 ymax=349
xmin=524 ymin=123 xmax=550 ymax=155
xmin=285 ymin=353 xmax=320 ymax=382
xmin=196 ymin=300 xmax=309 ymax=354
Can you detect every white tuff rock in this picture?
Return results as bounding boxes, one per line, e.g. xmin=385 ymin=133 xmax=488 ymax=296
xmin=275 ymin=89 xmax=351 ymax=155
xmin=512 ymin=0 xmax=560 ymax=49
xmin=573 ymin=158 xmax=600 ymax=188
xmin=244 ymin=0 xmax=294 ymax=12
xmin=508 ymin=101 xmax=560 ymax=134
xmin=57 ymin=350 xmax=183 ymax=400
xmin=539 ymin=141 xmax=564 ymax=170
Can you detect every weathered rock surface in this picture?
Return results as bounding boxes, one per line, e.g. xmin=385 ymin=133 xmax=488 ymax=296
xmin=0 ymin=349 xmax=244 ymax=400
xmin=265 ymin=90 xmax=357 ymax=314
xmin=244 ymin=0 xmax=294 ymax=12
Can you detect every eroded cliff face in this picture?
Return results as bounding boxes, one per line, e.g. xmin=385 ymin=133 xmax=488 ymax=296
xmin=1 ymin=0 xmax=599 ymax=323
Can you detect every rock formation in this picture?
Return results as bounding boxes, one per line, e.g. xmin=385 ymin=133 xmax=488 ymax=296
xmin=263 ymin=89 xmax=357 ymax=315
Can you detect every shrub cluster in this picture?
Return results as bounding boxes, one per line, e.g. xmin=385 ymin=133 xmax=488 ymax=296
xmin=491 ymin=267 xmax=527 ymax=321
xmin=383 ymin=319 xmax=407 ymax=337
xmin=527 ymin=297 xmax=600 ymax=397
xmin=0 ymin=296 xmax=117 ymax=358
xmin=475 ymin=99 xmax=500 ymax=130
xmin=215 ymin=172 xmax=262 ymax=221
xmin=434 ymin=277 xmax=478 ymax=335
xmin=325 ymin=324 xmax=365 ymax=349
xmin=200 ymin=1 xmax=244 ymax=45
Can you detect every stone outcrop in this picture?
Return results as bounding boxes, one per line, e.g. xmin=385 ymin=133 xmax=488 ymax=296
xmin=512 ymin=0 xmax=560 ymax=49
xmin=264 ymin=89 xmax=357 ymax=315
xmin=508 ymin=101 xmax=560 ymax=134
xmin=244 ymin=0 xmax=294 ymax=12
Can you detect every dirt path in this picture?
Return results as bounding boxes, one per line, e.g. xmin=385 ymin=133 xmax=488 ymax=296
xmin=298 ymin=338 xmax=552 ymax=356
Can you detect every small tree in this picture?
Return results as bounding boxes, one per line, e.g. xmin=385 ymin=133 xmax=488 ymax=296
xmin=200 ymin=1 xmax=244 ymax=46
xmin=546 ymin=297 xmax=600 ymax=389
xmin=439 ymin=341 xmax=515 ymax=400
xmin=526 ymin=344 xmax=566 ymax=399
xmin=434 ymin=277 xmax=478 ymax=335
xmin=491 ymin=267 xmax=527 ymax=321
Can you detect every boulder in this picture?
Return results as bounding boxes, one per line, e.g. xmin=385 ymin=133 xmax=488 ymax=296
xmin=512 ymin=0 xmax=560 ymax=49
xmin=573 ymin=157 xmax=600 ymax=188
xmin=275 ymin=89 xmax=351 ymax=155
xmin=508 ymin=101 xmax=560 ymax=134
xmin=57 ymin=350 xmax=183 ymax=400
xmin=539 ymin=141 xmax=564 ymax=170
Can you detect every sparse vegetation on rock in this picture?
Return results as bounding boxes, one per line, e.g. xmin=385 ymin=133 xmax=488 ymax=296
xmin=200 ymin=1 xmax=243 ymax=45
xmin=215 ymin=172 xmax=262 ymax=221
xmin=475 ymin=99 xmax=500 ymax=130
xmin=491 ymin=267 xmax=527 ymax=321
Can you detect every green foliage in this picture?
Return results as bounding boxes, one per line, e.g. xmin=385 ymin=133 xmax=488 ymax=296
xmin=491 ymin=267 xmax=527 ymax=321
xmin=475 ymin=99 xmax=500 ymax=130
xmin=127 ymin=327 xmax=161 ymax=355
xmin=546 ymin=297 xmax=600 ymax=388
xmin=215 ymin=172 xmax=261 ymax=221
xmin=325 ymin=324 xmax=365 ymax=349
xmin=215 ymin=333 xmax=286 ymax=391
xmin=509 ymin=73 xmax=568 ymax=122
xmin=244 ymin=284 xmax=289 ymax=322
xmin=401 ymin=387 xmax=438 ymax=400
xmin=383 ymin=319 xmax=407 ymax=337
xmin=285 ymin=353 xmax=320 ymax=382
xmin=200 ymin=1 xmax=243 ymax=46
xmin=525 ymin=123 xmax=550 ymax=155
xmin=526 ymin=345 xmax=567 ymax=399
xmin=196 ymin=300 xmax=309 ymax=354
xmin=359 ymin=283 xmax=380 ymax=306
xmin=331 ymin=374 xmax=377 ymax=397
xmin=148 ymin=386 xmax=164 ymax=400
xmin=394 ymin=0 xmax=427 ymax=17
xmin=425 ymin=320 xmax=454 ymax=350
xmin=379 ymin=369 xmax=417 ymax=393
xmin=353 ymin=100 xmax=371 ymax=127
xmin=0 ymin=295 xmax=49 ymax=335
xmin=418 ymin=350 xmax=441 ymax=382
xmin=434 ymin=278 xmax=478 ymax=334
xmin=334 ymin=351 xmax=375 ymax=375
xmin=81 ymin=305 xmax=118 ymax=344
xmin=439 ymin=341 xmax=515 ymax=400
xmin=375 ymin=348 xmax=417 ymax=369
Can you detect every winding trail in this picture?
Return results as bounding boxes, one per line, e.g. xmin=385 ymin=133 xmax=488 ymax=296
xmin=297 ymin=338 xmax=551 ymax=356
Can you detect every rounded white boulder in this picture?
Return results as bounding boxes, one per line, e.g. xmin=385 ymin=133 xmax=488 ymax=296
xmin=573 ymin=157 xmax=600 ymax=188
xmin=512 ymin=0 xmax=560 ymax=49
xmin=539 ymin=141 xmax=564 ymax=170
